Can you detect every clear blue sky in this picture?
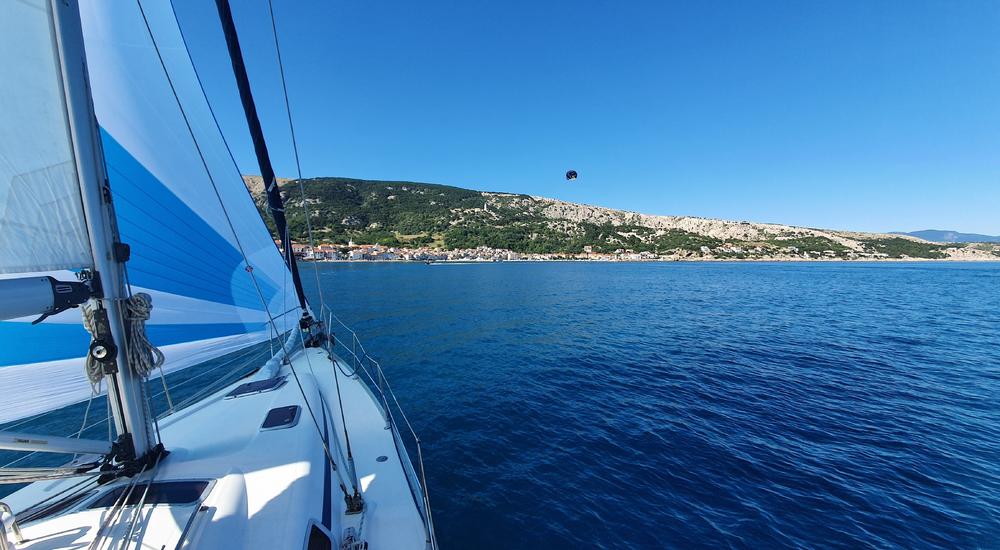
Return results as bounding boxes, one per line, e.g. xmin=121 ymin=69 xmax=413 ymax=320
xmin=174 ymin=0 xmax=1000 ymax=235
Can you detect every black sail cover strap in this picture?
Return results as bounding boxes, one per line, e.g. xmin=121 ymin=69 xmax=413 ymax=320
xmin=214 ymin=0 xmax=309 ymax=314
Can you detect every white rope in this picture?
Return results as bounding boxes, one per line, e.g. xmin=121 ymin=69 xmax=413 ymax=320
xmin=82 ymin=294 xmax=164 ymax=390
xmin=123 ymin=293 xmax=164 ymax=379
xmin=82 ymin=299 xmax=105 ymax=392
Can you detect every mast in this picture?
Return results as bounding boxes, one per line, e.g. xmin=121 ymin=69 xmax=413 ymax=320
xmin=214 ymin=0 xmax=310 ymax=315
xmin=50 ymin=0 xmax=153 ymax=460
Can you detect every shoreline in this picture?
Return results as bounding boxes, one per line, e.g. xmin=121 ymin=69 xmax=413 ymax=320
xmin=304 ymin=257 xmax=1000 ymax=264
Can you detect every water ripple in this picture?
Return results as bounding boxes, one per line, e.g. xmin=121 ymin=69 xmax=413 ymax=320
xmin=316 ymin=262 xmax=1000 ymax=549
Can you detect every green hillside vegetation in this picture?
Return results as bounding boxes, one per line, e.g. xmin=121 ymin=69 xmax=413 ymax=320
xmin=258 ymin=177 xmax=960 ymax=258
xmin=767 ymin=237 xmax=849 ymax=253
xmin=272 ymin=178 xmax=729 ymax=254
xmin=858 ymin=238 xmax=948 ymax=259
xmin=279 ymin=177 xmax=484 ymax=240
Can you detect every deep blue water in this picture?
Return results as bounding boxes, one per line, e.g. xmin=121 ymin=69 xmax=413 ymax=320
xmin=2 ymin=262 xmax=998 ymax=548
xmin=302 ymin=262 xmax=1000 ymax=549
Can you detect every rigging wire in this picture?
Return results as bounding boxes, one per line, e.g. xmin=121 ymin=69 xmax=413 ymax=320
xmin=16 ymin=475 xmax=101 ymax=524
xmin=281 ymin=342 xmax=359 ymax=501
xmin=283 ymin=223 xmax=290 ymax=339
xmin=134 ymin=0 xmax=308 ymax=457
xmin=313 ymin=333 xmax=361 ymax=490
xmin=136 ymin=0 xmax=274 ymax=332
xmin=106 ymin=395 xmax=113 ymax=448
xmin=164 ymin=1 xmax=300 ymax=335
xmin=74 ymin=382 xmax=98 ymax=440
xmin=165 ymin=0 xmax=360 ymax=504
xmin=81 ymin=292 xmax=167 ymax=450
xmin=0 ymin=410 xmax=61 ymax=434
xmin=264 ymin=3 xmax=365 ymax=503
xmin=154 ymin=349 xmax=272 ymax=415
xmin=96 ymin=144 xmax=156 ymax=452
xmin=86 ymin=461 xmax=150 ymax=550
xmin=265 ymin=0 xmax=326 ymax=315
xmin=70 ymin=381 xmax=102 ymax=462
xmin=139 ymin=0 xmax=290 ymax=349
xmin=121 ymin=451 xmax=164 ymax=546
xmin=1 ymin=346 xmax=272 ymax=471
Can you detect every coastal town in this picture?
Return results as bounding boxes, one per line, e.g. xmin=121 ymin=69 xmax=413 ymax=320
xmin=249 ymin=177 xmax=1000 ymax=263
xmin=282 ymin=240 xmax=997 ymax=262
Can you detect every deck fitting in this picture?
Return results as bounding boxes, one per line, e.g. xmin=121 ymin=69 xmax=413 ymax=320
xmin=344 ymin=491 xmax=364 ymax=515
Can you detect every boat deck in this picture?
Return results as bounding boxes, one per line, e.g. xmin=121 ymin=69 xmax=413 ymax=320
xmin=4 ymin=345 xmax=429 ymax=549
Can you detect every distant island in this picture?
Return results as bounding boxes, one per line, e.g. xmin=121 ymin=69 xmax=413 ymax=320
xmin=243 ymin=176 xmax=1000 ymax=262
xmin=891 ymin=230 xmax=1000 ymax=244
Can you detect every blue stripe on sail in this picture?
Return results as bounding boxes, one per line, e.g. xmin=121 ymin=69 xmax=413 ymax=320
xmin=0 ymin=322 xmax=267 ymax=367
xmin=99 ymin=129 xmax=279 ymax=309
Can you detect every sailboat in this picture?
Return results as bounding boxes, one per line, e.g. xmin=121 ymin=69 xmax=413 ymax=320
xmin=0 ymin=0 xmax=435 ymax=548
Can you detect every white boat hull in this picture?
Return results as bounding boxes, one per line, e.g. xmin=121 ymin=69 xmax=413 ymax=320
xmin=3 ymin=346 xmax=432 ymax=549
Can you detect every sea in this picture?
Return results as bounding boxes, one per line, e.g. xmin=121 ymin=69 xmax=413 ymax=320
xmin=302 ymin=261 xmax=1000 ymax=549
xmin=4 ymin=261 xmax=1000 ymax=549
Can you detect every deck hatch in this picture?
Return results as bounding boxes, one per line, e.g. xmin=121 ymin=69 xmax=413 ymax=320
xmin=88 ymin=481 xmax=210 ymax=509
xmin=261 ymin=405 xmax=301 ymax=430
xmin=225 ymin=375 xmax=287 ymax=398
xmin=21 ymin=489 xmax=95 ymax=521
xmin=307 ymin=524 xmax=332 ymax=550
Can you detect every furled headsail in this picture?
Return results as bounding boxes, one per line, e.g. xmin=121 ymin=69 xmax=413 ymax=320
xmin=0 ymin=0 xmax=300 ymax=424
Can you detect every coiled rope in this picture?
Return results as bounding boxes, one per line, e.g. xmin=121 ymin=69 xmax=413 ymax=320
xmin=123 ymin=293 xmax=164 ymax=378
xmin=82 ymin=300 xmax=104 ymax=392
xmin=82 ymin=294 xmax=165 ymax=390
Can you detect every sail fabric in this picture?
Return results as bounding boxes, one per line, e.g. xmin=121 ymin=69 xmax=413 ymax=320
xmin=0 ymin=0 xmax=93 ymax=274
xmin=0 ymin=275 xmax=275 ymax=423
xmin=78 ymin=0 xmax=298 ymax=320
xmin=0 ymin=267 xmax=287 ymax=423
xmin=0 ymin=0 xmax=301 ymax=423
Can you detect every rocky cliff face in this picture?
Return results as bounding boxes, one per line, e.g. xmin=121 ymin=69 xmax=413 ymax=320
xmin=240 ymin=176 xmax=999 ymax=259
xmin=482 ymin=192 xmax=924 ymax=252
xmin=242 ymin=175 xmax=292 ymax=198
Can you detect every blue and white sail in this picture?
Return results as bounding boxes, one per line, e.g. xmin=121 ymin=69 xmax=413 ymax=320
xmin=0 ymin=0 xmax=300 ymax=424
xmin=0 ymin=0 xmax=92 ymax=274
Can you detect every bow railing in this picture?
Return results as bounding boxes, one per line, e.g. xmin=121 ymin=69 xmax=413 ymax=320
xmin=319 ymin=305 xmax=437 ymax=549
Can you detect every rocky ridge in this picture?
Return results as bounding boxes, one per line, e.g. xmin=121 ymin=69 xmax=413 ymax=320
xmin=242 ymin=176 xmax=1000 ymax=260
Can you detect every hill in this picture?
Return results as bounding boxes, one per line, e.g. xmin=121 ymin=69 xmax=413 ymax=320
xmin=891 ymin=230 xmax=1000 ymax=244
xmin=244 ymin=176 xmax=1000 ymax=260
